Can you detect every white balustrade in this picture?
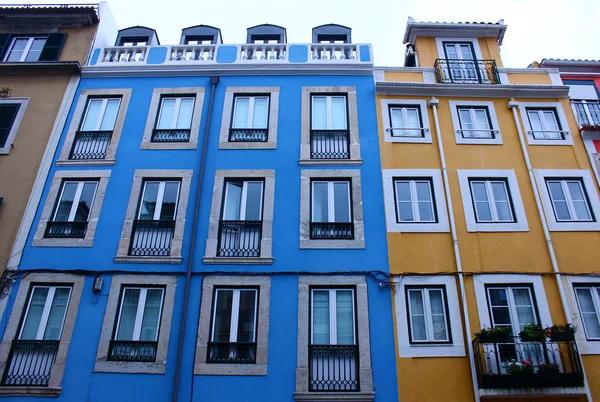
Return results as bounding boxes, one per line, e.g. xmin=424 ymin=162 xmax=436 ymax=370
xmin=101 ymin=46 xmax=147 ymax=63
xmin=311 ymin=44 xmax=357 ymax=60
xmin=240 ymin=44 xmax=287 ymax=61
xmin=170 ymin=45 xmax=215 ymax=61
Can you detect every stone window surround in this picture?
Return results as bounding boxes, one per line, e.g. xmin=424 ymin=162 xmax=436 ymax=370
xmin=218 ymin=86 xmax=279 ymax=150
xmin=517 ymin=101 xmax=573 ymax=146
xmin=300 ymin=169 xmax=365 ymax=249
xmin=141 ymin=87 xmax=205 ymax=150
xmin=114 ymin=169 xmax=193 ymax=264
xmin=57 ymin=88 xmax=132 ymax=166
xmin=194 ymin=276 xmax=270 ymax=376
xmin=294 ymin=275 xmax=374 ymax=402
xmin=32 ymin=169 xmax=111 ymax=247
xmin=448 ymin=100 xmax=503 ymax=145
xmin=0 ymin=98 xmax=29 ymax=154
xmin=562 ymin=275 xmax=600 ymax=355
xmin=94 ymin=274 xmax=177 ymax=374
xmin=203 ymin=169 xmax=274 ymax=265
xmin=434 ymin=37 xmax=484 ymax=61
xmin=0 ymin=273 xmax=84 ymax=397
xmin=380 ymin=99 xmax=432 ymax=144
xmin=457 ymin=169 xmax=529 ymax=232
xmin=300 ymin=86 xmax=362 ymax=166
xmin=382 ymin=169 xmax=450 ymax=233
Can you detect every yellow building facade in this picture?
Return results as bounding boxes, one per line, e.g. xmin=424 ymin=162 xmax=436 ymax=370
xmin=377 ymin=19 xmax=600 ymax=402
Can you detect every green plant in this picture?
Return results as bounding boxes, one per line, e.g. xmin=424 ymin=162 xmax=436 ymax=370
xmin=538 ymin=362 xmax=560 ymax=373
xmin=547 ymin=323 xmax=577 ymax=334
xmin=507 ymin=358 xmax=534 ymax=375
xmin=519 ymin=323 xmax=547 ymax=342
xmin=475 ymin=326 xmax=510 ymax=338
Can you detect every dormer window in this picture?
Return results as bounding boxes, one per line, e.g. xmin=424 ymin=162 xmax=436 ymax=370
xmin=251 ymin=36 xmax=279 ymax=44
xmin=184 ymin=36 xmax=213 ymax=45
xmin=0 ymin=34 xmax=66 ymax=63
xmin=4 ymin=37 xmax=46 ymax=62
xmin=119 ymin=37 xmax=148 ymax=47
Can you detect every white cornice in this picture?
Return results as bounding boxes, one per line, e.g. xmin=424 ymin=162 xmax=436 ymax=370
xmin=375 ymin=82 xmax=569 ymax=98
xmin=403 ymin=22 xmax=507 ymax=45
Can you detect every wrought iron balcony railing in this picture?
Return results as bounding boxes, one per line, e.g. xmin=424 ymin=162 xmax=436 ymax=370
xmin=310 ymin=222 xmax=354 ymax=240
xmin=434 ymin=59 xmax=500 ymax=85
xmin=572 ymin=100 xmax=600 ymax=128
xmin=309 ymin=344 xmax=359 ymax=392
xmin=107 ymin=340 xmax=158 ymax=362
xmin=44 ymin=221 xmax=88 ymax=238
xmin=217 ymin=220 xmax=262 ymax=258
xmin=310 ymin=130 xmax=350 ymax=159
xmin=206 ymin=342 xmax=257 ymax=364
xmin=1 ymin=340 xmax=60 ymax=386
xmin=151 ymin=129 xmax=190 ymax=143
xmin=69 ymin=130 xmax=113 ymax=159
xmin=473 ymin=336 xmax=584 ymax=390
xmin=228 ymin=128 xmax=268 ymax=142
xmin=129 ymin=219 xmax=176 ymax=256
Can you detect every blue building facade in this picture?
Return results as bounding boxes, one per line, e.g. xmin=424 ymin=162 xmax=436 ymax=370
xmin=0 ymin=23 xmax=398 ymax=402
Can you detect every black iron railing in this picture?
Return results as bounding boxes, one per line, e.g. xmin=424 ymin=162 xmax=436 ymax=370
xmin=310 ymin=130 xmax=350 ymax=159
xmin=129 ymin=220 xmax=176 ymax=256
xmin=572 ymin=101 xmax=600 ymax=127
xmin=309 ymin=344 xmax=359 ymax=392
xmin=44 ymin=221 xmax=88 ymax=238
xmin=1 ymin=340 xmax=59 ymax=386
xmin=206 ymin=342 xmax=257 ymax=364
xmin=229 ymin=128 xmax=268 ymax=142
xmin=217 ymin=220 xmax=262 ymax=258
xmin=69 ymin=130 xmax=113 ymax=159
xmin=434 ymin=59 xmax=500 ymax=85
xmin=310 ymin=222 xmax=354 ymax=240
xmin=151 ymin=129 xmax=190 ymax=143
xmin=107 ymin=340 xmax=158 ymax=362
xmin=473 ymin=336 xmax=584 ymax=389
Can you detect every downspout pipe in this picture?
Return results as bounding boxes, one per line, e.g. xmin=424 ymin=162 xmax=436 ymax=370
xmin=508 ymin=99 xmax=593 ymax=401
xmin=171 ymin=76 xmax=220 ymax=402
xmin=428 ymin=97 xmax=481 ymax=402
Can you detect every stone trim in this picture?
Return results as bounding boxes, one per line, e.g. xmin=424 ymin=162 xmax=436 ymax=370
xmin=218 ymin=87 xmax=279 ymax=150
xmin=380 ymin=99 xmax=432 ymax=144
xmin=113 ymin=256 xmax=183 ymax=264
xmin=0 ymin=98 xmax=29 ymax=154
xmin=448 ymin=100 xmax=503 ymax=145
xmin=300 ymin=169 xmax=365 ymax=249
xmin=58 ymin=89 xmax=132 ymax=164
xmin=0 ymin=273 xmax=84 ymax=395
xmin=115 ymin=169 xmax=193 ymax=261
xmin=517 ymin=101 xmax=573 ymax=146
xmin=94 ymin=275 xmax=177 ymax=374
xmin=295 ymin=276 xmax=373 ymax=401
xmin=32 ymin=170 xmax=111 ymax=247
xmin=203 ymin=170 xmax=275 ymax=263
xmin=300 ymin=86 xmax=361 ymax=165
xmin=194 ymin=276 xmax=270 ymax=376
xmin=140 ymin=87 xmax=205 ymax=150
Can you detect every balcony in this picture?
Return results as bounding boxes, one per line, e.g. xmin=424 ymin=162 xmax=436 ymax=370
xmin=69 ymin=130 xmax=113 ymax=160
xmin=229 ymin=128 xmax=268 ymax=142
xmin=151 ymin=129 xmax=190 ymax=143
xmin=473 ymin=336 xmax=584 ymax=397
xmin=434 ymin=59 xmax=500 ymax=85
xmin=206 ymin=342 xmax=257 ymax=364
xmin=310 ymin=130 xmax=350 ymax=159
xmin=44 ymin=221 xmax=88 ymax=238
xmin=309 ymin=344 xmax=359 ymax=392
xmin=217 ymin=220 xmax=262 ymax=258
xmin=573 ymin=100 xmax=600 ymax=130
xmin=129 ymin=220 xmax=175 ymax=256
xmin=1 ymin=340 xmax=59 ymax=386
xmin=107 ymin=340 xmax=157 ymax=362
xmin=310 ymin=222 xmax=354 ymax=240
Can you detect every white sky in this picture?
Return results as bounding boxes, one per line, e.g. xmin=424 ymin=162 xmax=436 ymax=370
xmin=3 ymin=0 xmax=599 ymax=68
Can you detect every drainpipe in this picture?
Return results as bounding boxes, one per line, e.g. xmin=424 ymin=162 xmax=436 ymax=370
xmin=428 ymin=98 xmax=481 ymax=402
xmin=171 ymin=76 xmax=220 ymax=402
xmin=508 ymin=99 xmax=593 ymax=401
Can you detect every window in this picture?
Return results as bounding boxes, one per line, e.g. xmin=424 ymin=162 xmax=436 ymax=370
xmin=439 ymin=41 xmax=489 ymax=84
xmin=310 ymin=288 xmax=358 ymax=392
xmin=406 ymin=286 xmax=450 ymax=343
xmin=70 ymin=97 xmax=121 ymax=160
xmin=388 ymin=105 xmax=425 ymax=138
xmin=469 ymin=179 xmax=514 ymax=223
xmin=487 ymin=285 xmax=538 ymax=335
xmin=45 ymin=180 xmax=98 ymax=239
xmin=457 ymin=107 xmax=495 ymax=139
xmin=518 ymin=102 xmax=572 ymax=145
xmin=208 ymin=288 xmax=258 ymax=364
xmin=152 ymin=96 xmax=194 ymax=142
xmin=119 ymin=37 xmax=147 ymax=46
xmin=310 ymin=95 xmax=349 ymax=159
xmin=526 ymin=108 xmax=566 ymax=140
xmin=545 ymin=179 xmax=593 ymax=222
xmin=4 ymin=37 xmax=46 ymax=62
xmin=449 ymin=101 xmax=502 ymax=145
xmin=229 ymin=95 xmax=269 ymax=142
xmin=0 ymin=33 xmax=66 ymax=63
xmin=2 ymin=285 xmax=72 ymax=386
xmin=108 ymin=287 xmax=164 ymax=362
xmin=311 ymin=180 xmax=353 ymax=239
xmin=574 ymin=286 xmax=600 ymax=340
xmin=393 ymin=178 xmax=436 ymax=223
xmin=0 ymin=104 xmax=19 ymax=148
xmin=572 ymin=100 xmax=600 ymax=127
xmin=129 ymin=180 xmax=181 ymax=257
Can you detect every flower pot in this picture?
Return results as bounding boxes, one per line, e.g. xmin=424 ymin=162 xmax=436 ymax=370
xmin=519 ymin=332 xmax=546 ymax=342
xmin=550 ymin=329 xmax=575 ymax=342
xmin=477 ymin=333 xmax=512 ymax=343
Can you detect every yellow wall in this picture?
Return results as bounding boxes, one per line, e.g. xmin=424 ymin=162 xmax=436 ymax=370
xmin=508 ymin=73 xmax=552 ymax=85
xmin=384 ymin=71 xmax=424 ymax=83
xmin=412 ymin=37 xmax=503 ymax=67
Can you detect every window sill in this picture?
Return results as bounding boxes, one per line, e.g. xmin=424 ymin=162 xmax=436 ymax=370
xmin=385 ymin=136 xmax=432 ymax=144
xmin=202 ymin=257 xmax=274 ymax=265
xmin=298 ymin=159 xmax=363 ymax=166
xmin=466 ymin=222 xmax=529 ymax=232
xmin=56 ymin=159 xmax=116 ymax=166
xmin=32 ymin=238 xmax=93 ymax=247
xmin=194 ymin=362 xmax=267 ymax=376
xmin=455 ymin=138 xmax=503 ymax=145
xmin=0 ymin=386 xmax=62 ymax=397
xmin=300 ymin=239 xmax=365 ymax=249
xmin=140 ymin=142 xmax=198 ymax=150
xmin=218 ymin=141 xmax=277 ymax=150
xmin=293 ymin=391 xmax=375 ymax=401
xmin=526 ymin=137 xmax=573 ymax=146
xmin=94 ymin=360 xmax=166 ymax=374
xmin=0 ymin=147 xmax=13 ymax=155
xmin=547 ymin=221 xmax=600 ymax=231
xmin=114 ymin=256 xmax=183 ymax=264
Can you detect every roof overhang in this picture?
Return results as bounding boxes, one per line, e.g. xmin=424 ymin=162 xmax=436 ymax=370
xmin=0 ymin=5 xmax=99 ymax=29
xmin=0 ymin=61 xmax=80 ymax=75
xmin=403 ymin=20 xmax=507 ymax=45
xmin=538 ymin=59 xmax=600 ymax=74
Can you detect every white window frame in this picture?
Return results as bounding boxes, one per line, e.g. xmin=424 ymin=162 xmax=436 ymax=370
xmin=0 ymin=98 xmax=29 ymax=154
xmin=232 ymin=95 xmax=269 ymax=129
xmin=80 ymin=97 xmax=121 ymax=132
xmin=457 ymin=170 xmax=528 ymax=232
xmin=449 ymin=100 xmax=502 ymax=145
xmin=311 ymin=181 xmax=351 ymax=224
xmin=435 ymin=38 xmax=483 ymax=61
xmin=393 ymin=179 xmax=436 ymax=223
xmin=388 ymin=106 xmax=425 ymax=138
xmin=534 ymin=169 xmax=600 ymax=231
xmin=155 ymin=96 xmax=195 ymax=130
xmin=114 ymin=287 xmax=165 ymax=342
xmin=486 ymin=285 xmax=538 ymax=335
xmin=406 ymin=287 xmax=450 ymax=343
xmin=545 ymin=179 xmax=593 ymax=222
xmin=137 ymin=181 xmax=181 ymax=221
xmin=382 ymin=169 xmax=449 ymax=233
xmin=380 ymin=99 xmax=431 ymax=143
xmin=222 ymin=180 xmax=264 ymax=221
xmin=526 ymin=109 xmax=565 ymax=140
xmin=469 ymin=179 xmax=514 ymax=223
xmin=52 ymin=181 xmax=98 ymax=223
xmin=573 ymin=285 xmax=600 ymax=341
xmin=310 ymin=288 xmax=356 ymax=345
xmin=3 ymin=37 xmax=46 ymax=62
xmin=211 ymin=288 xmax=258 ymax=344
xmin=563 ymin=276 xmax=600 ymax=354
xmin=395 ymin=275 xmax=464 ymax=358
xmin=517 ymin=102 xmax=573 ymax=146
xmin=310 ymin=95 xmax=347 ymax=130
xmin=18 ymin=286 xmax=72 ymax=340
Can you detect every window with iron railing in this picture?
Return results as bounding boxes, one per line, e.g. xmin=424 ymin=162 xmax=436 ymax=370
xmin=388 ymin=105 xmax=427 ymax=138
xmin=152 ymin=96 xmax=194 ymax=142
xmin=229 ymin=95 xmax=269 ymax=142
xmin=311 ymin=95 xmax=349 ymax=159
xmin=525 ymin=108 xmax=568 ymax=140
xmin=45 ymin=180 xmax=98 ymax=239
xmin=572 ymin=100 xmax=600 ymax=128
xmin=70 ymin=97 xmax=121 ymax=160
xmin=311 ymin=180 xmax=353 ymax=239
xmin=457 ymin=106 xmax=498 ymax=139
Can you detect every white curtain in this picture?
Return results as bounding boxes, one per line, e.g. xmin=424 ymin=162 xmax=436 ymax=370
xmin=312 ymin=182 xmax=329 ymax=222
xmin=252 ymin=98 xmax=269 ymax=129
xmin=176 ymin=98 xmax=194 ymax=129
xmin=116 ymin=288 xmax=140 ymax=340
xmin=416 ymin=182 xmax=433 ymax=222
xmin=100 ymin=99 xmax=121 ymax=130
xmin=233 ymin=98 xmax=249 ymax=128
xmin=331 ymin=97 xmax=347 ymax=129
xmin=336 ymin=291 xmax=354 ymax=344
xmin=491 ymin=182 xmax=512 ymax=221
xmin=312 ymin=291 xmax=330 ymax=344
xmin=312 ymin=97 xmax=327 ymax=129
xmin=576 ymin=288 xmax=600 ymax=338
xmin=409 ymin=290 xmax=427 ymax=341
xmin=429 ymin=289 xmax=447 ymax=341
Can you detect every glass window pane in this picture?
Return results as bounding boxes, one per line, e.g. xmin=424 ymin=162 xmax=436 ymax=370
xmin=43 ymin=288 xmax=70 ymax=340
xmin=576 ymin=288 xmax=600 ymax=338
xmin=312 ymin=97 xmax=327 ymax=129
xmin=139 ymin=182 xmax=159 ymax=220
xmin=406 ymin=109 xmax=419 ymax=128
xmin=24 ymin=38 xmax=46 ymax=61
xmin=176 ymin=98 xmax=194 ymax=129
xmin=459 ymin=44 xmax=474 ymax=60
xmin=471 ymin=182 xmax=488 ymax=202
xmin=395 ymin=182 xmax=413 ymax=222
xmin=6 ymin=38 xmax=28 ymax=61
xmin=157 ymin=98 xmax=176 ymax=130
xmin=459 ymin=109 xmax=474 ymax=131
xmin=252 ymin=97 xmax=268 ymax=129
xmin=224 ymin=182 xmax=242 ymax=220
xmin=312 ymin=182 xmax=329 ymax=222
xmin=416 ymin=181 xmax=433 ymax=222
xmin=336 ymin=291 xmax=354 ymax=345
xmin=237 ymin=290 xmax=257 ymax=343
xmin=528 ymin=111 xmax=543 ymax=131
xmin=331 ymin=97 xmax=347 ymax=129
xmin=409 ymin=290 xmax=427 ymax=341
xmin=474 ymin=109 xmax=490 ymax=129
xmin=548 ymin=182 xmax=571 ymax=220
xmin=491 ymin=182 xmax=508 ymax=202
xmin=390 ymin=108 xmax=404 ymax=136
xmin=445 ymin=44 xmax=458 ymax=59
xmin=74 ymin=182 xmax=97 ymax=222
xmin=333 ymin=182 xmax=350 ymax=223
xmin=429 ymin=290 xmax=448 ymax=341
xmin=472 ymin=182 xmax=492 ymax=221
xmin=542 ymin=111 xmax=559 ymax=131
xmin=20 ymin=287 xmax=49 ymax=340
xmin=54 ymin=182 xmax=78 ymax=222
xmin=244 ymin=182 xmax=263 ymax=221
xmin=81 ymin=100 xmax=103 ymax=131
xmin=432 ymin=314 xmax=448 ymax=341
xmin=212 ymin=290 xmax=233 ymax=342
xmin=100 ymin=99 xmax=121 ymax=131
xmin=567 ymin=182 xmax=585 ymax=201
xmin=312 ymin=291 xmax=330 ymax=344
xmin=233 ymin=98 xmax=249 ymax=128
xmin=159 ymin=182 xmax=180 ymax=221
xmin=116 ymin=289 xmax=140 ymax=340
xmin=140 ymin=289 xmax=163 ymax=341
xmin=491 ymin=182 xmax=513 ymax=221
